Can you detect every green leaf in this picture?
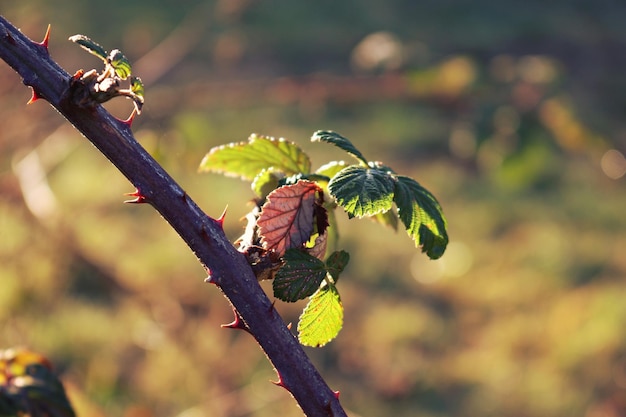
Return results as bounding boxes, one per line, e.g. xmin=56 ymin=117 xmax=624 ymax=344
xmin=298 ymin=283 xmax=343 ymax=347
xmin=273 ymin=249 xmax=327 ymax=302
xmin=251 ymin=168 xmax=281 ymax=198
xmin=130 ymin=76 xmax=144 ymax=98
xmin=328 ymin=165 xmax=395 ymax=218
xmin=311 ymin=131 xmax=368 ymax=165
xmin=108 ymin=49 xmax=132 ymax=79
xmin=199 ymin=134 xmax=311 ymax=181
xmin=394 ymin=175 xmax=448 ymax=259
xmin=314 ymin=160 xmax=348 ymax=186
xmin=69 ymin=34 xmax=108 ymax=62
xmin=325 ymin=250 xmax=349 ymax=282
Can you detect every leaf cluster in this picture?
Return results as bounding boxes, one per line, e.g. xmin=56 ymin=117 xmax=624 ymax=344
xmin=199 ymin=131 xmax=448 ymax=346
xmin=69 ymin=34 xmax=144 ymax=115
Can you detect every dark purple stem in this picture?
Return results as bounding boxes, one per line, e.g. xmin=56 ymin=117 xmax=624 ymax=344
xmin=0 ymin=15 xmax=346 ymax=417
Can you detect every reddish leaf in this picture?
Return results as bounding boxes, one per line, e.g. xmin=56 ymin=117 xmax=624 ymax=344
xmin=258 ymin=180 xmax=323 ymax=256
xmin=307 ymin=231 xmax=328 ymax=260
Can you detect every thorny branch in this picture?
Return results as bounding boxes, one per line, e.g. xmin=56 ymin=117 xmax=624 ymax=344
xmin=0 ymin=16 xmax=347 ymax=417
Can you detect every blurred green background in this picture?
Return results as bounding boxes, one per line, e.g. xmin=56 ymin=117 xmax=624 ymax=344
xmin=1 ymin=1 xmax=626 ymax=416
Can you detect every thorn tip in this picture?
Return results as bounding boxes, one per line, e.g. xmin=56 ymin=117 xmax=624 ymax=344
xmin=41 ymin=24 xmax=51 ymax=50
xmin=221 ymin=308 xmax=251 ymax=333
xmin=216 ymin=205 xmax=228 ymax=228
xmin=123 ymin=188 xmax=148 ymax=204
xmin=270 ymin=374 xmax=290 ymax=392
xmin=27 ymin=88 xmax=41 ymax=105
xmin=120 ymin=107 xmax=138 ymax=128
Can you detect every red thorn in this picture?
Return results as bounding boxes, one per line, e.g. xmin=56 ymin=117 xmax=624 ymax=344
xmin=119 ymin=108 xmax=138 ymax=128
xmin=333 ymin=390 xmax=340 ymax=399
xmin=221 ymin=308 xmax=250 ymax=333
xmin=286 ymin=322 xmax=292 ymax=330
xmin=38 ymin=24 xmax=51 ymax=51
xmin=27 ymin=88 xmax=41 ymax=105
xmin=124 ymin=188 xmax=148 ymax=204
xmin=270 ymin=373 xmax=290 ymax=392
xmin=216 ymin=206 xmax=228 ymax=228
xmin=204 ymin=266 xmax=220 ymax=285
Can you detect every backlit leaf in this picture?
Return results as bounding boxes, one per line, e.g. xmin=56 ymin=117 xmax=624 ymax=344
xmin=306 ymin=230 xmax=328 ymax=260
xmin=328 ymin=165 xmax=395 ymax=218
xmin=130 ymin=76 xmax=144 ymax=97
xmin=273 ymin=249 xmax=327 ymax=302
xmin=108 ymin=49 xmax=132 ymax=79
xmin=298 ymin=284 xmax=343 ymax=347
xmin=314 ymin=160 xmax=349 ymax=182
xmin=199 ymin=134 xmax=311 ymax=181
xmin=311 ymin=131 xmax=368 ymax=165
xmin=69 ymin=34 xmax=108 ymax=62
xmin=257 ymin=181 xmax=322 ymax=256
xmin=394 ymin=175 xmax=448 ymax=259
xmin=251 ymin=168 xmax=281 ymax=198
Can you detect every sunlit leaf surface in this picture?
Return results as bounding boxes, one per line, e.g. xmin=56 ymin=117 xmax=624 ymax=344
xmin=394 ymin=175 xmax=448 ymax=259
xmin=257 ymin=181 xmax=322 ymax=256
xmin=69 ymin=34 xmax=108 ymax=62
xmin=199 ymin=134 xmax=311 ymax=181
xmin=311 ymin=131 xmax=368 ymax=165
xmin=298 ymin=284 xmax=343 ymax=347
xmin=328 ymin=165 xmax=395 ymax=218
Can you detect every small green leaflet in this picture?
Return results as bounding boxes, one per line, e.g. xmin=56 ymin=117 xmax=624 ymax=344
xmin=394 ymin=175 xmax=448 ymax=259
xmin=69 ymin=34 xmax=108 ymax=61
xmin=298 ymin=283 xmax=343 ymax=347
xmin=273 ymin=249 xmax=327 ymax=302
xmin=251 ymin=168 xmax=281 ymax=199
xmin=328 ymin=165 xmax=395 ymax=218
xmin=311 ymin=131 xmax=368 ymax=165
xmin=273 ymin=249 xmax=350 ymax=302
xmin=108 ymin=49 xmax=132 ymax=79
xmin=199 ymin=134 xmax=311 ymax=182
xmin=314 ymin=160 xmax=348 ymax=185
xmin=130 ymin=76 xmax=144 ymax=98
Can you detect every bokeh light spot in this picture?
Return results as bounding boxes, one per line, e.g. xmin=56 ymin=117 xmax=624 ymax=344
xmin=411 ymin=241 xmax=473 ymax=284
xmin=600 ymin=149 xmax=626 ymax=180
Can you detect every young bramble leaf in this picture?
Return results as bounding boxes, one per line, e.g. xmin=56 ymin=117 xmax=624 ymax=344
xmin=252 ymin=168 xmax=281 ymax=198
xmin=298 ymin=283 xmax=343 ymax=347
xmin=311 ymin=131 xmax=368 ymax=165
xmin=273 ymin=249 xmax=327 ymax=302
xmin=328 ymin=165 xmax=395 ymax=218
xmin=108 ymin=49 xmax=132 ymax=79
xmin=314 ymin=160 xmax=348 ymax=185
xmin=199 ymin=134 xmax=311 ymax=181
xmin=257 ymin=181 xmax=323 ymax=256
xmin=130 ymin=76 xmax=144 ymax=98
xmin=394 ymin=175 xmax=448 ymax=259
xmin=69 ymin=34 xmax=108 ymax=62
xmin=325 ymin=250 xmax=349 ymax=282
